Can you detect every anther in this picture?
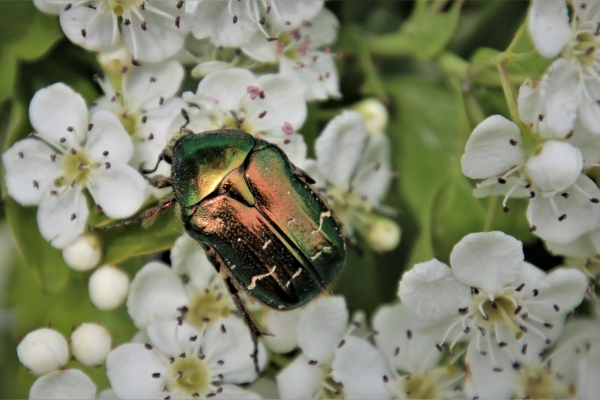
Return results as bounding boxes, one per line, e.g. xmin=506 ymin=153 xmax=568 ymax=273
xmin=521 ymin=312 xmax=529 ymax=320
xmin=18 ymin=152 xmax=23 ymax=159
xmin=192 ymin=394 xmax=200 ymax=399
xmin=259 ymin=16 xmax=265 ymax=25
xmin=169 ymin=357 xmax=175 ymax=363
xmin=515 ymin=283 xmax=525 ymax=292
xmin=543 ymin=323 xmax=554 ymax=329
xmin=459 ymin=307 xmax=469 ymax=313
xmin=217 ymin=388 xmax=223 ymax=394
xmin=493 ymin=368 xmax=503 ymax=372
xmin=498 ymin=177 xmax=506 ymax=184
xmin=202 ymin=317 xmax=210 ymax=323
xmin=148 ymin=133 xmax=154 ymax=140
xmin=105 ymin=162 xmax=111 ymax=169
xmin=177 ymin=306 xmax=188 ymax=314
xmin=562 ymin=192 xmax=569 ymax=198
xmin=482 ymin=314 xmax=489 ymax=320
xmin=533 ymin=289 xmax=539 ymax=297
xmin=553 ymin=304 xmax=560 ymax=312
xmin=175 ymin=16 xmax=180 ymax=28
xmin=491 ymin=301 xmax=498 ymax=309
xmin=70 ymin=148 xmax=76 ymax=155
xmin=70 ymin=213 xmax=76 ymax=221
xmin=51 ymin=154 xmax=57 ymax=162
xmin=473 ymin=287 xmax=480 ymax=294
xmin=131 ymin=58 xmax=141 ymax=66
xmin=81 ymin=28 xmax=86 ymax=37
xmin=142 ymin=116 xmax=148 ymax=123
xmin=308 ymin=360 xmax=318 ymax=365
xmin=124 ymin=18 xmax=131 ymax=25
xmin=512 ymin=362 xmax=521 ymax=370
xmin=206 ymin=394 xmax=215 ymax=399
xmin=478 ymin=327 xmax=486 ymax=336
xmin=480 ymin=351 xmax=487 ymax=356
xmin=394 ymin=347 xmax=400 ymax=356
xmin=221 ymin=324 xmax=226 ymax=333
xmin=338 ymin=339 xmax=345 ymax=348
xmin=464 ymin=326 xmax=471 ymax=334
xmin=152 ymin=372 xmax=160 ymax=378
xmin=503 ymin=206 xmax=510 ymax=213
xmin=216 ymin=292 xmax=223 ymax=301
xmin=498 ymin=342 xmax=507 ymax=348
xmin=383 ymin=375 xmax=389 ymax=383
xmin=179 ymin=352 xmax=186 ymax=358
xmin=88 ymin=123 xmax=93 ymax=131
xmin=217 ymin=360 xmax=224 ymax=366
xmin=102 ymin=150 xmax=108 ymax=156
xmin=530 ymin=191 xmax=535 ymax=198
xmin=436 ymin=343 xmax=443 ymax=352
xmin=519 ymin=325 xmax=528 ymax=332
xmin=176 ymin=0 xmax=183 ymax=7
xmin=190 ymin=335 xmax=197 ymax=342
xmin=538 ymin=114 xmax=544 ymax=121
xmin=33 ymin=180 xmax=39 ymax=189
xmin=144 ymin=343 xmax=153 ymax=350
xmin=78 ymin=163 xmax=85 ymax=170
xmin=510 ymin=139 xmax=517 ymax=146
xmin=529 ymin=225 xmax=537 ymax=232
xmin=218 ymin=374 xmax=224 ymax=380
xmin=177 ymin=370 xmax=183 ymax=379
xmin=353 ymin=321 xmax=362 ymax=328
xmin=64 ymin=3 xmax=72 ymax=10
xmin=592 ymin=198 xmax=600 ymax=203
xmin=558 ymin=214 xmax=567 ymax=221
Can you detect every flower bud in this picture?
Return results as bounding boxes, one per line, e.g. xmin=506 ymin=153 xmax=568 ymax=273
xmin=352 ymin=99 xmax=389 ymax=136
xmin=359 ymin=215 xmax=401 ymax=252
xmin=89 ymin=266 xmax=130 ymax=311
xmin=17 ymin=328 xmax=68 ymax=376
xmin=62 ymin=233 xmax=102 ymax=271
xmin=98 ymin=45 xmax=133 ymax=78
xmin=526 ymin=140 xmax=583 ymax=195
xmin=71 ymin=323 xmax=112 ymax=367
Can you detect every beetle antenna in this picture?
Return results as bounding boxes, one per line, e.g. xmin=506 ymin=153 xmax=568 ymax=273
xmin=229 ymin=110 xmax=241 ymax=129
xmin=140 ymin=153 xmax=163 ymax=175
xmin=90 ymin=198 xmax=177 ymax=230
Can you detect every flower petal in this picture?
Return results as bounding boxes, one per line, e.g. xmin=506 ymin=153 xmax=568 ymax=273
xmin=2 ymin=139 xmax=61 ymax=205
xmin=38 ymin=188 xmax=88 ymax=248
xmin=579 ymin=349 xmax=600 ymax=399
xmin=372 ymin=304 xmax=443 ymax=373
xmin=59 ymin=6 xmax=116 ymax=52
xmin=88 ymin=163 xmax=146 ymax=219
xmin=171 ymin=234 xmax=218 ymax=289
xmin=473 ymin=176 xmax=529 ymax=198
xmin=280 ymin=51 xmax=340 ymax=101
xmin=241 ymin=32 xmax=278 ymax=63
xmin=218 ymin=384 xmax=262 ymax=400
xmin=315 ymin=111 xmax=367 ymax=189
xmin=399 ymin=259 xmax=472 ymax=320
xmin=124 ymin=60 xmax=184 ymax=111
xmin=106 ymin=343 xmax=167 ymax=399
xmin=527 ymin=175 xmax=600 ymax=244
xmin=545 ymin=233 xmax=597 ymax=257
xmin=268 ymin=0 xmax=324 ymax=31
xmin=298 ymin=8 xmax=338 ymax=49
xmin=331 ymin=336 xmax=391 ymax=400
xmin=262 ymin=309 xmax=300 ymax=354
xmin=146 ymin=319 xmax=203 ymax=356
xmin=190 ymin=1 xmax=256 ymax=47
xmin=528 ymin=0 xmax=571 ymax=58
xmin=450 ymin=231 xmax=524 ymax=293
xmin=34 ymin=0 xmax=68 ymax=15
xmin=29 ymin=369 xmax=96 ymax=400
xmin=127 ymin=262 xmax=189 ymax=329
xmin=352 ymin=131 xmax=392 ymax=205
xmin=86 ymin=110 xmax=133 ymax=164
xmin=121 ymin=3 xmax=186 ymax=62
xmin=29 ymin=83 xmax=89 ymax=147
xmin=185 ymin=68 xmax=253 ymax=112
xmin=297 ymin=296 xmax=348 ymax=365
xmin=276 ymin=354 xmax=324 ymax=400
xmin=203 ymin=316 xmax=267 ymax=383
xmin=461 ymin=115 xmax=525 ymax=179
xmin=526 ymin=267 xmax=587 ymax=320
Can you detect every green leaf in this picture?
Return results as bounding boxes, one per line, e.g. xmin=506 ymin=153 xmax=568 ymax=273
xmin=98 ymin=208 xmax=183 ymax=265
xmin=369 ymin=0 xmax=462 ymax=59
xmin=4 ymin=198 xmax=70 ymax=293
xmin=0 ymin=4 xmax=63 ymax=102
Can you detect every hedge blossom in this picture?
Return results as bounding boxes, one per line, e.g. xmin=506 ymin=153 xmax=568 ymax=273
xmin=2 ymin=83 xmax=146 ymax=248
xmin=29 ymin=369 xmax=97 ymax=400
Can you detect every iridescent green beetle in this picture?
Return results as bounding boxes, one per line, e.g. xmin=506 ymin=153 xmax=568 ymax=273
xmin=139 ymin=111 xmax=346 ymax=371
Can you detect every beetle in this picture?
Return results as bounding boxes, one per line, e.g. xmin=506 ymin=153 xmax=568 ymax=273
xmin=128 ymin=110 xmax=346 ymax=372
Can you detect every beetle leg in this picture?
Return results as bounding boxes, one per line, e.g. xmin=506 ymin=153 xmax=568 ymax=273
xmin=90 ymin=197 xmax=177 ymax=230
xmin=145 ymin=174 xmax=172 ymax=189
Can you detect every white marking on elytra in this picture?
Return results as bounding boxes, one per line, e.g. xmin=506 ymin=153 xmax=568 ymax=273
xmin=285 ymin=268 xmax=303 ymax=287
xmin=237 ymin=238 xmax=242 ymax=242
xmin=287 ymin=191 xmax=290 ymax=195
xmin=231 ymin=265 xmax=236 ymax=270
xmin=248 ymin=266 xmax=277 ymax=290
xmin=311 ymin=211 xmax=331 ymax=234
xmin=311 ymin=251 xmax=322 ymax=261
xmin=323 ymin=246 xmax=332 ymax=252
xmin=287 ymin=218 xmax=296 ymax=226
xmin=262 ymin=239 xmax=272 ymax=249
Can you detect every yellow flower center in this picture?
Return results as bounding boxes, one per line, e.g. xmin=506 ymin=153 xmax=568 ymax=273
xmin=56 ymin=149 xmax=94 ymax=188
xmin=186 ymin=291 xmax=231 ymax=328
xmin=166 ymin=357 xmax=210 ymax=397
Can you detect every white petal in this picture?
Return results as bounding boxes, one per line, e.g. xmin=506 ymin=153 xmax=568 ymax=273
xmin=526 ymin=267 xmax=587 ymax=319
xmin=280 ymin=52 xmax=340 ymax=101
xmin=106 ymin=343 xmax=167 ymax=399
xmin=70 ymin=323 xmax=112 ymax=367
xmin=526 ymin=141 xmax=582 ymax=195
xmin=217 ymin=384 xmax=262 ymax=400
xmin=88 ymin=163 xmax=146 ymax=219
xmin=268 ymin=0 xmax=324 ymax=31
xmin=121 ymin=4 xmax=186 ymax=62
xmin=62 ymin=232 xmax=102 ymax=271
xmin=240 ymin=32 xmax=278 ymax=63
xmin=127 ymin=262 xmax=188 ymax=329
xmin=315 ymin=111 xmax=367 ymax=189
xmin=514 ymin=261 xmax=547 ymax=290
xmin=331 ymin=336 xmax=391 ymax=400
xmin=578 ymin=349 xmax=600 ymax=399
xmin=38 ymin=188 xmax=88 ymax=249
xmin=399 ymin=259 xmax=472 ymax=320
xmin=191 ymin=61 xmax=235 ymax=78
xmin=298 ymin=8 xmax=338 ymax=49
xmin=59 ymin=6 xmax=116 ymax=52
xmin=186 ymin=68 xmax=253 ymax=111
xmin=465 ymin=339 xmax=519 ymax=399
xmin=2 ymin=139 xmax=61 ymax=205
xmin=203 ymin=316 xmax=267 ymax=383
xmin=146 ymin=319 xmax=202 ymax=356
xmin=573 ymin=0 xmax=600 ymax=21
xmin=518 ymin=78 xmax=543 ymax=127
xmin=276 ymin=354 xmax=324 ymax=400
xmin=266 ymin=133 xmax=307 ymax=166
xmin=300 ymin=159 xmax=326 ymax=188
xmin=262 ymin=309 xmax=300 ymax=354
xmin=86 ymin=111 xmax=133 ymax=164
xmin=30 ymin=370 xmax=96 ymax=400
xmin=247 ymin=73 xmax=307 ymax=136
xmin=372 ymin=304 xmax=442 ymax=373
xmin=537 ymin=59 xmax=580 ymax=139
xmin=461 ymin=115 xmax=525 ymax=179
xmin=528 ymin=0 xmax=571 ymax=58
xmin=30 ymin=83 xmax=89 ymax=147
xmin=352 ymin=131 xmax=392 ymax=204
xmin=190 ymin=1 xmax=257 ymax=47
xmin=527 ymin=175 xmax=600 ymax=243
xmin=17 ymin=328 xmax=69 ymax=376
xmin=450 ymin=231 xmax=524 ymax=293
xmin=569 ymin=116 xmax=600 ymax=162
xmin=545 ymin=233 xmax=597 ymax=257
xmin=171 ymin=234 xmax=218 ymax=289
xmin=34 ymin=0 xmax=68 ymax=15
xmin=579 ymin=80 xmax=600 ymax=135
xmin=124 ymin=60 xmax=184 ymax=111
xmin=297 ymin=296 xmax=348 ymax=365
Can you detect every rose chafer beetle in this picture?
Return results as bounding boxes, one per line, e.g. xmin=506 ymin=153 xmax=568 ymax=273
xmin=132 ymin=110 xmax=346 ymax=372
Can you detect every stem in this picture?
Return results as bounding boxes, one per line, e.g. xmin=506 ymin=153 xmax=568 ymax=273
xmin=268 ymin=352 xmax=291 ymax=369
xmin=496 ymin=61 xmax=520 ymax=122
xmin=483 ymin=196 xmax=498 ymax=232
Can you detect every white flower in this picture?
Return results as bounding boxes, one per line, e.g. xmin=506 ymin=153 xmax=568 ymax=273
xmin=372 ymin=304 xmax=466 ymax=398
xmin=106 ymin=318 xmax=265 ymax=399
xmin=17 ymin=328 xmax=69 ymax=376
xmin=188 ymin=0 xmax=323 ymax=48
xmin=352 ymin=99 xmax=389 ymax=137
xmin=35 ymin=0 xmax=188 ymax=63
xmin=304 ymin=110 xmax=399 ymax=251
xmin=240 ymin=8 xmax=340 ymax=101
xmin=89 ymin=265 xmax=130 ymax=310
xmin=399 ymin=231 xmax=588 ymax=390
xmin=527 ymin=0 xmax=600 ymax=136
xmin=91 ymin=61 xmax=187 ymax=191
xmin=461 ymin=114 xmax=600 ymax=244
xmin=2 ymin=83 xmax=146 ymax=248
xmin=127 ymin=236 xmax=235 ymax=330
xmin=277 ymin=296 xmax=391 ymax=399
xmin=29 ymin=369 xmax=97 ymax=400
xmin=61 ymin=232 xmax=102 ymax=271
xmin=183 ymin=68 xmax=308 ymax=164
xmin=70 ymin=323 xmax=112 ymax=367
